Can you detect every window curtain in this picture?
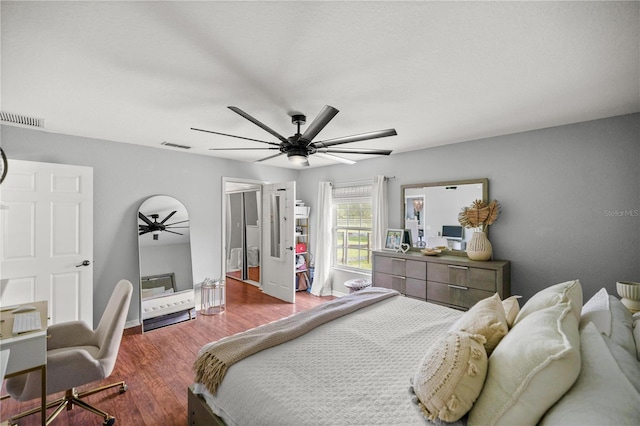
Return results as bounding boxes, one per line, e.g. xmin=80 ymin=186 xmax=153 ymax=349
xmin=310 ymin=181 xmax=333 ymax=296
xmin=371 ymin=175 xmax=388 ymax=251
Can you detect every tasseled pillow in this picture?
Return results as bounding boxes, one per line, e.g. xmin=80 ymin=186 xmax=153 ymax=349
xmin=409 ymin=331 xmax=488 ymax=423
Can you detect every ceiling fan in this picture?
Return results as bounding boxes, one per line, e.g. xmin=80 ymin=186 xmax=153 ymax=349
xmin=191 ymin=105 xmax=397 ymax=167
xmin=138 ymin=211 xmax=189 ymax=240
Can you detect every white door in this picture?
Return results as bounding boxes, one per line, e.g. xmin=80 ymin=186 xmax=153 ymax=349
xmin=0 ymin=160 xmax=94 ymax=326
xmin=261 ymin=181 xmax=295 ymax=303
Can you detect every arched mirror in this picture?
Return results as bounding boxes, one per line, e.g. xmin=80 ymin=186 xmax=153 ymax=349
xmin=138 ymin=195 xmax=195 ymax=332
xmin=401 ymin=179 xmax=488 ymax=255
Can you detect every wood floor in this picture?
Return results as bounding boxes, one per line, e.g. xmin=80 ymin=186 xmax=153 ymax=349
xmin=1 ymin=279 xmax=333 ymax=425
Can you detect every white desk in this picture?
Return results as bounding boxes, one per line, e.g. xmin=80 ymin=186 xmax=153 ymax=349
xmin=0 ymin=301 xmax=48 ymax=426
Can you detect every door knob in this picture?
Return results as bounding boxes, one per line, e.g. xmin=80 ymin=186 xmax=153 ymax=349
xmin=76 ymin=260 xmax=91 ymax=267
xmin=286 ymin=246 xmax=294 ymax=251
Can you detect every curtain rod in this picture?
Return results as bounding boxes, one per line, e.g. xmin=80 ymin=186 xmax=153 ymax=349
xmin=332 ymin=175 xmax=395 ymax=187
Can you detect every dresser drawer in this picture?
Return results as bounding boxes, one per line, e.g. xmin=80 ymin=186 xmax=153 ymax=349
xmin=373 ymin=271 xmax=405 ymax=294
xmin=406 ymin=260 xmax=426 ymax=280
xmin=374 ymin=256 xmax=407 ymax=276
xmin=405 ymin=278 xmax=427 ymax=300
xmin=427 ymin=281 xmax=494 ymax=310
xmin=427 ymin=263 xmax=497 ymax=292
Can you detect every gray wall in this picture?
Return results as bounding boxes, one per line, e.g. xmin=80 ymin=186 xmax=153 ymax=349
xmin=0 ymin=126 xmax=298 ymax=325
xmin=297 ymin=113 xmax=640 ymax=301
xmin=2 ymin=113 xmax=639 ymax=323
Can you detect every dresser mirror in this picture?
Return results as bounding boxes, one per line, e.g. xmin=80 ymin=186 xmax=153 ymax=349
xmin=138 ymin=195 xmax=195 ymax=332
xmin=401 ymin=178 xmax=488 ymax=255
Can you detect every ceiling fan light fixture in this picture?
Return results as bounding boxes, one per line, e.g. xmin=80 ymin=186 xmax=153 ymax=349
xmin=287 ymin=146 xmax=309 ymax=165
xmin=288 ymin=153 xmax=308 ymax=165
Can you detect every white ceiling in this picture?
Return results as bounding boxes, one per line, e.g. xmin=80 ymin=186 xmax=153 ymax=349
xmin=1 ymin=1 xmax=638 ymax=169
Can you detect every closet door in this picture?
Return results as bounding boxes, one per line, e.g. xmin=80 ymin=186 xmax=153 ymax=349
xmin=1 ymin=160 xmax=94 ymax=326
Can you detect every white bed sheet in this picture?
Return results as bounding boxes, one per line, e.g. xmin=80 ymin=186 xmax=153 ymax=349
xmin=194 ymin=295 xmax=462 ymax=426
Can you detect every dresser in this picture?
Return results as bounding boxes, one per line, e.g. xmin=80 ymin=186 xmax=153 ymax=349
xmin=372 ymin=250 xmax=510 ymax=310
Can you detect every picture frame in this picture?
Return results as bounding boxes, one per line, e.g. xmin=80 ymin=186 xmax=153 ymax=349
xmin=384 ymin=229 xmax=404 ymax=251
xmin=402 ymin=229 xmax=412 ymax=247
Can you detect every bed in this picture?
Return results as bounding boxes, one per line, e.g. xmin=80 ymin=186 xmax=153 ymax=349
xmin=189 ymin=281 xmax=640 ymax=425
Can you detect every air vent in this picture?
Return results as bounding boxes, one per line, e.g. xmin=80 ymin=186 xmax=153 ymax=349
xmin=161 ymin=142 xmax=191 ymax=150
xmin=0 ymin=111 xmax=44 ymax=128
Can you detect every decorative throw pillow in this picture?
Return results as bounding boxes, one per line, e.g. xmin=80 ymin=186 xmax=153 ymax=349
xmin=410 ymin=331 xmax=488 ymax=423
xmin=580 ymin=287 xmax=611 ymax=335
xmin=602 ymin=333 xmax=640 ymax=394
xmin=514 ymin=279 xmax=583 ymax=326
xmin=608 ymin=295 xmax=636 ymax=357
xmin=539 ymin=322 xmax=640 ymax=425
xmin=501 ymin=295 xmax=520 ymax=328
xmin=449 ymin=293 xmax=508 ymax=355
xmin=468 ymin=301 xmax=581 ymax=426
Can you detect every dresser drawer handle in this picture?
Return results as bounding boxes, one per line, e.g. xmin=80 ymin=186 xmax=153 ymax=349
xmin=448 ymin=284 xmax=468 ymax=291
xmin=448 ymin=265 xmax=468 ymax=270
xmin=391 ymin=258 xmax=406 ymax=262
xmin=392 ymin=275 xmax=406 ymax=280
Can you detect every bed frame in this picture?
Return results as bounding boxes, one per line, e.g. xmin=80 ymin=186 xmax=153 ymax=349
xmin=188 ymin=386 xmax=225 ymax=425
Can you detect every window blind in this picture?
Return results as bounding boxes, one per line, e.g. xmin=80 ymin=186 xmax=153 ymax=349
xmin=332 ymin=184 xmax=372 ymax=204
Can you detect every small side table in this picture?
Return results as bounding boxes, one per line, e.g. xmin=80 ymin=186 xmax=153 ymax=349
xmin=344 ymin=278 xmax=372 ymax=294
xmin=201 ymin=279 xmax=226 ymax=315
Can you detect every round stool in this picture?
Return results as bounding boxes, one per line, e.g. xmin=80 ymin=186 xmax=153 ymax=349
xmin=344 ymin=278 xmax=372 ymax=294
xmin=201 ymin=279 xmax=226 ymax=315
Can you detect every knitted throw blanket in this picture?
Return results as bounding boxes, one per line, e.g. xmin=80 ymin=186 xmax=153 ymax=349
xmin=193 ymin=287 xmax=398 ymax=396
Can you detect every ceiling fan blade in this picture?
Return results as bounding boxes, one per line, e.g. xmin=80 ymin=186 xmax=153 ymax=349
xmin=228 ymin=106 xmax=289 ymax=143
xmin=138 ymin=212 xmax=154 ymax=226
xmin=315 ymin=152 xmax=356 ymax=165
xmin=209 ymin=147 xmax=280 ymax=151
xmin=313 ymin=128 xmax=397 ymax=148
xmin=317 ymin=148 xmax=393 ymax=155
xmin=139 ymin=230 xmax=151 ymax=235
xmin=300 ymin=105 xmax=339 ymax=144
xmin=160 ymin=211 xmax=177 ymax=224
xmin=163 ymin=230 xmax=184 ymax=236
xmin=255 ymin=152 xmax=285 ymax=163
xmin=192 ymin=128 xmax=281 ymax=147
xmin=164 ymin=220 xmax=189 ymax=226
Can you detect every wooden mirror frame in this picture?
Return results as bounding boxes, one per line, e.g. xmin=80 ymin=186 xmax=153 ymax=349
xmin=401 ymin=178 xmax=488 ymax=256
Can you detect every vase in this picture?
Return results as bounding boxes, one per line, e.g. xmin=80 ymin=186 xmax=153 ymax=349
xmin=466 ymin=231 xmax=492 ymax=261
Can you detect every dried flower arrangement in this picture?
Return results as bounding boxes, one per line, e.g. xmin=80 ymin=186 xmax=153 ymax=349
xmin=458 ymin=199 xmax=501 ymax=232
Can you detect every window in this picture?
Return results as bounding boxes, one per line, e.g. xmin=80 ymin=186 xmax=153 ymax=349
xmin=333 ymin=184 xmax=372 ymax=271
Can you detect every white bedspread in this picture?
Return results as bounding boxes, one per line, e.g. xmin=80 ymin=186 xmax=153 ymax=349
xmin=194 ymin=295 xmax=462 ymax=425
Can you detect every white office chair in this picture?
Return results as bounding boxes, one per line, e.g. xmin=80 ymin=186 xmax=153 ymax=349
xmin=5 ymin=279 xmax=133 ymax=426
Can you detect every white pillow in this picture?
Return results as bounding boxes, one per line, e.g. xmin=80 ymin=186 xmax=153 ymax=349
xmin=634 ymin=312 xmax=640 ymax=361
xmin=580 ymin=287 xmax=611 ymax=335
xmin=449 ymin=293 xmax=508 ymax=355
xmin=514 ymin=279 xmax=582 ymax=326
xmin=608 ymin=295 xmax=636 ymax=357
xmin=602 ymin=333 xmax=640 ymax=394
xmin=468 ymin=301 xmax=581 ymax=426
xmin=501 ymin=295 xmax=521 ymax=328
xmin=539 ymin=322 xmax=640 ymax=425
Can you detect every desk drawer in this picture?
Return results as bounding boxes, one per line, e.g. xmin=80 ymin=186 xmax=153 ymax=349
xmin=427 ymin=281 xmax=494 ymax=310
xmin=427 ymin=263 xmax=496 ymax=292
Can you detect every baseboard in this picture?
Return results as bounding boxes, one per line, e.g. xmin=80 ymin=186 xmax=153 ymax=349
xmin=125 ymin=319 xmax=141 ymax=329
